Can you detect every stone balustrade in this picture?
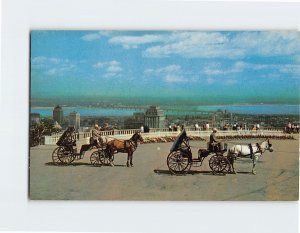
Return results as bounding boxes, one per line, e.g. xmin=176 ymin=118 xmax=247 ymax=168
xmin=42 ymin=127 xmax=286 ymax=145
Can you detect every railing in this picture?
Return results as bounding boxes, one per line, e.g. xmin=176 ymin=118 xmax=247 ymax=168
xmin=42 ymin=127 xmax=286 ymax=145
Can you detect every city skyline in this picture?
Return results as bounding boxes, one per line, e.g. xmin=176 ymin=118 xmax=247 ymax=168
xmin=31 ymin=31 xmax=300 ymax=105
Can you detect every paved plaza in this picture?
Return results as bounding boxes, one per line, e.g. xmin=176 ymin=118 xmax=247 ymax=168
xmin=30 ymin=137 xmax=299 ymax=201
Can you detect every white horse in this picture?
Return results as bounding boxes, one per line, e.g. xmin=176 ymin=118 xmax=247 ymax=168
xmin=227 ymin=139 xmax=273 ymax=175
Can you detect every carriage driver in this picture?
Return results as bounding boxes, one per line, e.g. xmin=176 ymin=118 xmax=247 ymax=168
xmin=209 ymin=128 xmax=225 ymax=151
xmin=91 ymin=124 xmax=104 ymax=148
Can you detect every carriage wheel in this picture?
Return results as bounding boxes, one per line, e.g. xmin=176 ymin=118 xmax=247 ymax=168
xmin=98 ymin=149 xmax=114 ymax=165
xmin=209 ymin=155 xmax=217 ymax=170
xmin=57 ymin=146 xmax=75 ymax=165
xmin=167 ymin=151 xmax=191 ymax=175
xmin=90 ymin=151 xmax=102 ymax=166
xmin=52 ymin=147 xmax=62 ymax=165
xmin=209 ymin=155 xmax=227 ymax=174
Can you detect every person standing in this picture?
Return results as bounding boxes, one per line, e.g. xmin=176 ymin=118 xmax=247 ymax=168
xmin=205 ymin=122 xmax=210 ymax=131
xmin=287 ymin=122 xmax=292 ymax=133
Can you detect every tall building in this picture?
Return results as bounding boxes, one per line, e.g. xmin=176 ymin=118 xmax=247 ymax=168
xmin=53 ymin=105 xmax=64 ymax=125
xmin=144 ymin=106 xmax=166 ymax=128
xmin=69 ymin=111 xmax=80 ymax=130
xmin=30 ymin=113 xmax=40 ymax=125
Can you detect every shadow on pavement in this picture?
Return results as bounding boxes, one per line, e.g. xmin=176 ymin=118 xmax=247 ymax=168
xmin=45 ymin=162 xmax=91 ymax=166
xmin=45 ymin=162 xmax=127 ymax=167
xmin=153 ymin=169 xmax=225 ymax=176
xmin=236 ymin=171 xmax=253 ymax=174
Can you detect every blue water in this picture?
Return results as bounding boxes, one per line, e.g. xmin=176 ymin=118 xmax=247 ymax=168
xmin=31 ymin=104 xmax=299 ymax=117
xmin=196 ymin=104 xmax=299 ymax=115
xmin=31 ymin=107 xmax=141 ymax=117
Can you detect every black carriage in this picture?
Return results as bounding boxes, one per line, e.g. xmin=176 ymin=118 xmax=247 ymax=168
xmin=51 ymin=127 xmax=113 ymax=166
xmin=167 ymin=129 xmax=230 ymax=175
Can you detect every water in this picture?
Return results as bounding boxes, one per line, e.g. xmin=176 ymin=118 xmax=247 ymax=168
xmin=196 ymin=104 xmax=299 ymax=115
xmin=31 ymin=107 xmax=141 ymax=117
xmin=31 ymin=104 xmax=299 ymax=117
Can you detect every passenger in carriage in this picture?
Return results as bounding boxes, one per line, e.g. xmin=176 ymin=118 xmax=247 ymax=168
xmin=209 ymin=128 xmax=225 ymax=152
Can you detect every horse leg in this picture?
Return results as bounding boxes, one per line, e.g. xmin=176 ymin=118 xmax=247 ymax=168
xmin=105 ymin=145 xmax=114 ymax=167
xmin=252 ymin=154 xmax=259 ymax=175
xmin=130 ymin=152 xmax=134 ymax=167
xmin=231 ymin=154 xmax=237 ymax=174
xmin=227 ymin=153 xmax=236 ymax=174
xmin=126 ymin=153 xmax=130 ymax=167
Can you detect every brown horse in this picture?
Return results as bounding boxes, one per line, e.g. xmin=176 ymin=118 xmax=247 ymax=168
xmin=106 ymin=132 xmax=144 ymax=167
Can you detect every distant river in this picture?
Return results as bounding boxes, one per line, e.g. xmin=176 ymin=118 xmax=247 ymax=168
xmin=196 ymin=104 xmax=299 ymax=115
xmin=31 ymin=104 xmax=299 ymax=116
xmin=31 ymin=107 xmax=141 ymax=117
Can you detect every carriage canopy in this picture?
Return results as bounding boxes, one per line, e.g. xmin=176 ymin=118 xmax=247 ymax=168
xmin=170 ymin=129 xmax=188 ymax=152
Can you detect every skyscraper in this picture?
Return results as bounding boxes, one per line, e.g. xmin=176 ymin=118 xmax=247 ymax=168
xmin=69 ymin=111 xmax=80 ymax=131
xmin=53 ymin=105 xmax=64 ymax=125
xmin=144 ymin=106 xmax=166 ymax=128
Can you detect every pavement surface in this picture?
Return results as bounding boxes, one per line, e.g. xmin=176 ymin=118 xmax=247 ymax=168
xmin=29 ymin=136 xmax=299 ymax=200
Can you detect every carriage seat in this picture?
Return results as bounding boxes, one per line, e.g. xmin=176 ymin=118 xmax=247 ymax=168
xmin=207 ymin=142 xmax=227 ymax=153
xmin=207 ymin=141 xmax=218 ymax=152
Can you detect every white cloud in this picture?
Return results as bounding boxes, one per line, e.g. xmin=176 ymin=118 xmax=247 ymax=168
xmin=164 ymin=74 xmax=184 ymax=82
xmin=141 ymin=31 xmax=300 ymax=58
xmin=109 ymin=34 xmax=164 ymax=49
xmin=81 ymin=32 xmax=102 ymax=41
xmin=93 ymin=60 xmax=122 ymax=78
xmin=144 ymin=65 xmax=181 ymax=75
xmin=32 ymin=56 xmax=47 ymax=65
xmin=93 ymin=62 xmax=105 ymax=69
xmin=81 ymin=31 xmax=114 ymax=41
xmin=107 ymin=65 xmax=122 ymax=73
xmin=31 ymin=56 xmax=76 ymax=76
xmin=232 ymin=31 xmax=300 ymax=57
xmin=83 ymin=31 xmax=300 ymax=59
xmin=202 ymin=61 xmax=300 ymax=78
xmin=144 ymin=64 xmax=184 ymax=82
xmin=143 ymin=32 xmax=245 ymax=58
xmin=202 ymin=61 xmax=247 ymax=76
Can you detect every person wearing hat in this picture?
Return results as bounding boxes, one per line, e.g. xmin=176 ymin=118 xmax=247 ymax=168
xmin=209 ymin=128 xmax=224 ymax=151
xmin=91 ymin=124 xmax=103 ymax=148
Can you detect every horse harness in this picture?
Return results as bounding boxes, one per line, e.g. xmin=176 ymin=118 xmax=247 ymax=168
xmin=124 ymin=139 xmax=137 ymax=151
xmin=248 ymin=143 xmax=262 ymax=158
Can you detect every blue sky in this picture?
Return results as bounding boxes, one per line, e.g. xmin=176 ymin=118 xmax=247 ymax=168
xmin=30 ymin=31 xmax=300 ymax=105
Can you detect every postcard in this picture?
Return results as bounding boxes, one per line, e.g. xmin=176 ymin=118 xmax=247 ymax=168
xmin=29 ymin=30 xmax=299 ymax=200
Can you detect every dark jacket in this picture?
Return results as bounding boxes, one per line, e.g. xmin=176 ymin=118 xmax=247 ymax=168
xmin=209 ymin=132 xmax=218 ymax=144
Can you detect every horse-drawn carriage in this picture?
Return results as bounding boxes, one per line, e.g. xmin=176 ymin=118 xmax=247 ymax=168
xmin=52 ymin=127 xmax=143 ymax=167
xmin=167 ymin=129 xmax=274 ymax=175
xmin=167 ymin=129 xmax=231 ymax=175
xmin=51 ymin=127 xmax=112 ymax=166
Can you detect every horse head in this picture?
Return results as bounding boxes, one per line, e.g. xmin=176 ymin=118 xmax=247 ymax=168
xmin=131 ymin=132 xmax=144 ymax=144
xmin=263 ymin=139 xmax=273 ymax=152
